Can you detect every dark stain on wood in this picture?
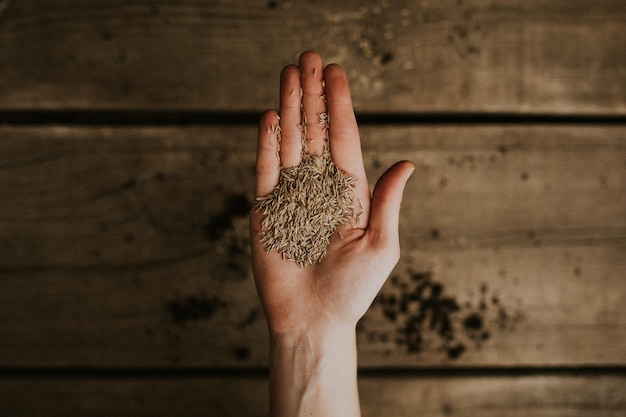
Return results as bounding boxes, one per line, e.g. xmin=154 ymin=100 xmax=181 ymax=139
xmin=380 ymin=51 xmax=394 ymax=65
xmin=233 ymin=346 xmax=251 ymax=361
xmin=203 ymin=193 xmax=251 ymax=241
xmin=165 ymin=294 xmax=226 ymax=324
xmin=237 ymin=306 xmax=262 ymax=330
xmin=377 ymin=270 xmax=523 ymax=359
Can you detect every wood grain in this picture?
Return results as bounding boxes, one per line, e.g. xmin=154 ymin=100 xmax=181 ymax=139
xmin=0 ymin=0 xmax=624 ymax=113
xmin=0 ymin=374 xmax=623 ymax=416
xmin=1 ymin=125 xmax=624 ymax=368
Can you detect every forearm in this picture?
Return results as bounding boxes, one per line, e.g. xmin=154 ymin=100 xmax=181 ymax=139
xmin=268 ymin=323 xmax=360 ymax=417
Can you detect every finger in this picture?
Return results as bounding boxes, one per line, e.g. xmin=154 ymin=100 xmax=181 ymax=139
xmin=323 ymin=64 xmax=369 ymax=190
xmin=279 ymin=64 xmax=303 ymax=167
xmin=368 ymin=161 xmax=415 ymax=244
xmin=255 ymin=110 xmax=281 ymax=197
xmin=323 ymin=63 xmax=371 ymax=229
xmin=299 ymin=51 xmax=327 ymax=156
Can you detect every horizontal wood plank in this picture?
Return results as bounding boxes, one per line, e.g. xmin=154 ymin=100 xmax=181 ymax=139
xmin=0 ymin=126 xmax=624 ymax=367
xmin=0 ymin=0 xmax=624 ymax=113
xmin=0 ymin=374 xmax=624 ymax=417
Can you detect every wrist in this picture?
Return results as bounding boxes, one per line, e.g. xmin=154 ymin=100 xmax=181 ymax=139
xmin=268 ymin=322 xmax=360 ymax=417
xmin=269 ymin=320 xmax=356 ymax=350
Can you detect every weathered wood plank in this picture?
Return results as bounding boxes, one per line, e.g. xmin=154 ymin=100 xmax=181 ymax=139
xmin=0 ymin=0 xmax=624 ymax=113
xmin=359 ymin=375 xmax=626 ymax=417
xmin=0 ymin=126 xmax=624 ymax=367
xmin=0 ymin=374 xmax=624 ymax=416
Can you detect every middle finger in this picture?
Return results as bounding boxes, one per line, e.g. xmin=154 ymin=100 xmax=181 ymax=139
xmin=299 ymin=51 xmax=327 ymax=156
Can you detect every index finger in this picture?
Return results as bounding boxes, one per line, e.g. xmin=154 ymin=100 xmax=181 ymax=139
xmin=255 ymin=110 xmax=281 ymax=197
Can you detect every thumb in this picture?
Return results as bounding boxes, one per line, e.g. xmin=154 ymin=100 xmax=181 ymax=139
xmin=368 ymin=160 xmax=415 ymax=245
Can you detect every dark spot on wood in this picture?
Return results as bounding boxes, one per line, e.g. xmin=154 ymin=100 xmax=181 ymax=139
xmin=124 ymin=233 xmax=135 ymax=243
xmin=267 ymin=0 xmax=278 ymax=9
xmin=496 ymin=307 xmax=524 ymax=330
xmin=521 ymin=172 xmax=529 ymax=181
xmin=383 ymin=307 xmax=397 ymax=322
xmin=411 ymin=271 xmax=432 ymax=282
xmin=452 ymin=24 xmax=468 ymax=39
xmin=203 ymin=212 xmax=232 ymax=241
xmin=165 ymin=294 xmax=225 ymax=324
xmin=101 ymin=30 xmax=113 ymax=41
xmin=154 ymin=171 xmax=166 ymax=182
xmin=498 ymin=145 xmax=508 ymax=154
xmin=390 ymin=275 xmax=400 ymax=286
xmin=463 ymin=312 xmax=483 ymax=330
xmin=430 ymin=228 xmax=440 ymax=239
xmin=446 ymin=343 xmax=466 ymax=359
xmin=574 ymin=266 xmax=582 ymax=276
xmin=381 ymin=51 xmax=394 ymax=65
xmin=203 ymin=193 xmax=251 ymax=241
xmin=238 ymin=307 xmax=262 ymax=329
xmin=227 ymin=193 xmax=252 ymax=217
xmin=233 ymin=346 xmax=251 ymax=360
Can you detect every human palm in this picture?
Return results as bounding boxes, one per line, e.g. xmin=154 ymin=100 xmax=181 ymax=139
xmin=250 ymin=51 xmax=414 ymax=336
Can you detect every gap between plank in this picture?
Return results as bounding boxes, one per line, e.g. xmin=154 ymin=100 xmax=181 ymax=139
xmin=0 ymin=110 xmax=625 ymax=126
xmin=0 ymin=366 xmax=625 ymax=380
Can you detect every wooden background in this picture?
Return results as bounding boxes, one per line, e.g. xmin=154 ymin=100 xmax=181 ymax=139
xmin=1 ymin=0 xmax=625 ymax=415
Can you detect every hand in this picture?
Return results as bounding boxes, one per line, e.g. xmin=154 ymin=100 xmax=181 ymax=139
xmin=250 ymin=51 xmax=414 ymax=336
xmin=249 ymin=51 xmax=414 ymax=417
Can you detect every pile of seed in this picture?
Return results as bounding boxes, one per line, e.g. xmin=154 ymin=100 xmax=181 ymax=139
xmin=254 ymin=109 xmax=357 ymax=267
xmin=255 ymin=150 xmax=356 ymax=267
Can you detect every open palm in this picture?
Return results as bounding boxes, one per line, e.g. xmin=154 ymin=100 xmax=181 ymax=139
xmin=250 ymin=51 xmax=414 ymax=336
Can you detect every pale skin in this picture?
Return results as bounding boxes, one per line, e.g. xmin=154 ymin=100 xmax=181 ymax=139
xmin=250 ymin=51 xmax=415 ymax=417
